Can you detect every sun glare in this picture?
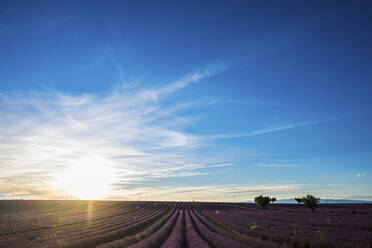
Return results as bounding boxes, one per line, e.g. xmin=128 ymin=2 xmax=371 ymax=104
xmin=57 ymin=157 xmax=114 ymax=199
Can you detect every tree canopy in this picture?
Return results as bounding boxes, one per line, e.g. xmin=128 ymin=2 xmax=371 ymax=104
xmin=254 ymin=195 xmax=276 ymax=209
xmin=300 ymin=195 xmax=320 ymax=212
xmin=295 ymin=197 xmax=303 ymax=204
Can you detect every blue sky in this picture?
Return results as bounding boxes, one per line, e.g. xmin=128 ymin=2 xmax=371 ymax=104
xmin=0 ymin=0 xmax=371 ymax=201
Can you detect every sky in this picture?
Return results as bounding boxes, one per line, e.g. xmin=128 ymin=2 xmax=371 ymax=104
xmin=0 ymin=0 xmax=371 ymax=201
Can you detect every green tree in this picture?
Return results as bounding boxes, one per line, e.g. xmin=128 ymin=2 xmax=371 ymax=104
xmin=254 ymin=195 xmax=276 ymax=209
xmin=295 ymin=197 xmax=303 ymax=204
xmin=301 ymin=195 xmax=320 ymax=212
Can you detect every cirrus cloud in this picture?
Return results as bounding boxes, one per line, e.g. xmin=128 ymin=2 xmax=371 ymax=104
xmin=0 ymin=68 xmax=230 ymax=199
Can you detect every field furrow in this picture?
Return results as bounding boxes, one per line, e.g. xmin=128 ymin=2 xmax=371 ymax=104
xmin=184 ymin=204 xmax=211 ymax=248
xmin=97 ymin=203 xmax=178 ymax=248
xmin=160 ymin=204 xmax=185 ymax=248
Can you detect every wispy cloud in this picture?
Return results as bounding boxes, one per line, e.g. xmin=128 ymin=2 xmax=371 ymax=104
xmin=207 ymin=116 xmax=356 ymax=139
xmin=256 ymin=163 xmax=302 ymax=168
xmin=107 ymin=184 xmax=302 ymax=202
xmin=0 ymin=68 xmax=229 ymax=199
xmin=356 ymin=172 xmax=366 ymax=178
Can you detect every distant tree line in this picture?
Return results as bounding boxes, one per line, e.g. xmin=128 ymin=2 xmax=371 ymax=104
xmin=255 ymin=194 xmax=320 ymax=212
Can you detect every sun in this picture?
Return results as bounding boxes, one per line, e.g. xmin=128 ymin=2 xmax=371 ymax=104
xmin=57 ymin=157 xmax=114 ymax=199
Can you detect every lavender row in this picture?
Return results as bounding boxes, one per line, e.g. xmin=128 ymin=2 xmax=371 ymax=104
xmin=97 ymin=203 xmax=178 ymax=248
xmin=0 ymin=201 xmax=154 ymax=248
xmin=191 ymin=203 xmax=279 ymax=248
xmin=0 ymin=201 xmax=149 ymax=234
xmin=201 ymin=204 xmax=372 ymax=248
xmin=40 ymin=203 xmax=169 ymax=247
xmin=187 ymin=203 xmax=254 ymax=248
xmin=202 ymin=206 xmax=316 ymax=247
xmin=128 ymin=206 xmax=181 ymax=248
xmin=203 ymin=205 xmax=372 ymax=247
xmin=184 ymin=204 xmax=211 ymax=248
xmin=65 ymin=203 xmax=175 ymax=248
xmin=160 ymin=205 xmax=185 ymax=248
xmin=38 ymin=203 xmax=162 ymax=242
xmin=202 ymin=202 xmax=372 ymax=230
xmin=0 ymin=205 xmax=160 ymax=248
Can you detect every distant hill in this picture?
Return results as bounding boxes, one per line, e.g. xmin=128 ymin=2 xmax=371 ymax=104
xmin=243 ymin=198 xmax=372 ymax=204
xmin=276 ymin=198 xmax=372 ymax=204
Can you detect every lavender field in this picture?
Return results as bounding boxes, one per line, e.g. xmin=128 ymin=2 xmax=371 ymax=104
xmin=0 ymin=200 xmax=371 ymax=248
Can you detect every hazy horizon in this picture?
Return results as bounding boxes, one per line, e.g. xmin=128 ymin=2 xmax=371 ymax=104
xmin=1 ymin=0 xmax=371 ymax=202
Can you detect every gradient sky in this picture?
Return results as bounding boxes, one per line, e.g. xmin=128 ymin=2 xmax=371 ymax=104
xmin=0 ymin=0 xmax=371 ymax=201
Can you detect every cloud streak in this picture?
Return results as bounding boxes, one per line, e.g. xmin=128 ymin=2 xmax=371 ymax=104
xmin=206 ymin=116 xmax=356 ymax=139
xmin=107 ymin=184 xmax=302 ymax=202
xmin=256 ymin=163 xmax=302 ymax=168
